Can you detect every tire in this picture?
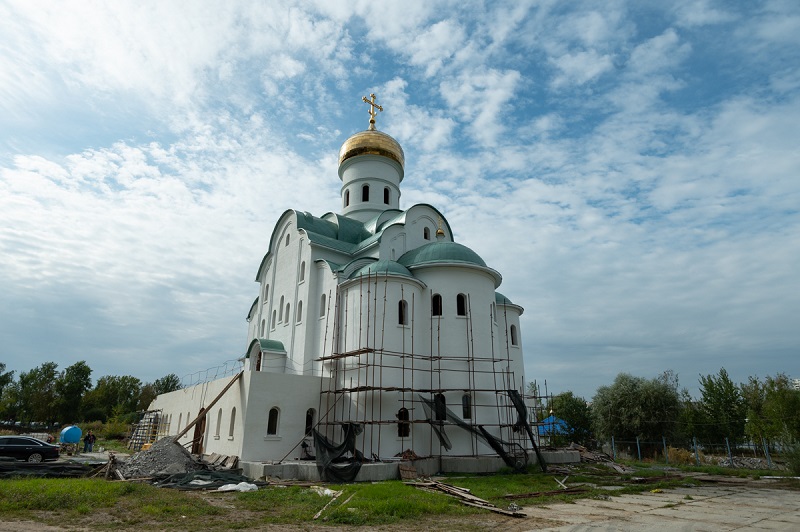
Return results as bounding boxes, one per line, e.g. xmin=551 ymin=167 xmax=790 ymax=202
xmin=27 ymin=453 xmax=43 ymax=463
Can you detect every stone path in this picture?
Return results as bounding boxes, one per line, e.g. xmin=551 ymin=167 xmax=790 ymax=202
xmin=523 ymin=485 xmax=800 ymax=531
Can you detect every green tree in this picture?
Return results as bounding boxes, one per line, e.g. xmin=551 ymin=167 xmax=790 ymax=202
xmin=0 ymin=381 xmax=22 ymax=422
xmin=54 ymin=361 xmax=93 ymax=423
xmin=83 ymin=375 xmax=142 ymax=422
xmin=592 ymin=371 xmax=682 ymax=455
xmin=138 ymin=373 xmax=183 ymax=410
xmin=18 ymin=362 xmax=59 ymax=424
xmin=0 ymin=362 xmax=13 ymax=399
xmin=761 ymin=374 xmax=800 ymax=443
xmin=698 ymin=368 xmax=746 ymax=444
xmin=740 ymin=376 xmax=767 ymax=442
xmin=549 ymin=391 xmax=592 ymax=446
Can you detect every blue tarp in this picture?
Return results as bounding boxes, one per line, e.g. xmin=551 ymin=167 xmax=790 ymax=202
xmin=537 ymin=415 xmax=569 ymax=436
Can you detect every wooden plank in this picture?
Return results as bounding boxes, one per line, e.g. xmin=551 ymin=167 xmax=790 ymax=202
xmin=173 ymin=371 xmax=243 ymax=442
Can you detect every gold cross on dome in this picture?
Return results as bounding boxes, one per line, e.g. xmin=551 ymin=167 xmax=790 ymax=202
xmin=362 ymin=93 xmax=383 ymax=130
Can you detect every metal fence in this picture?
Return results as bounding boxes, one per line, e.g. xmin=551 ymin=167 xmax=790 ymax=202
xmin=608 ymin=435 xmax=778 ymax=469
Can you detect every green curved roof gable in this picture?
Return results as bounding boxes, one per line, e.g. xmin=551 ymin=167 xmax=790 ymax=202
xmin=398 ymin=242 xmax=487 ymax=268
xmin=350 ymin=259 xmax=414 ymax=279
xmin=246 ymin=338 xmax=287 ymax=358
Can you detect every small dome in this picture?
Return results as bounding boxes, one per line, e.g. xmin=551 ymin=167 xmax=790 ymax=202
xmin=350 ymin=259 xmax=413 ymax=279
xmin=398 ymin=242 xmax=487 ymax=268
xmin=495 ymin=292 xmax=513 ymax=305
xmin=339 ymin=129 xmax=405 ymax=169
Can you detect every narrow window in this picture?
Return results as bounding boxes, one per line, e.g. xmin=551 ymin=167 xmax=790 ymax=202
xmin=320 ymin=294 xmax=326 ymax=317
xmin=178 ymin=413 xmax=183 ymax=432
xmin=229 ymin=407 xmax=236 ymax=438
xmin=362 ymin=184 xmax=369 ymax=202
xmin=305 ymin=408 xmax=315 ymax=435
xmin=397 ymin=407 xmax=410 ymax=437
xmin=265 ymin=284 xmax=269 ymax=301
xmin=344 ymin=189 xmax=350 ymax=207
xmin=456 ymin=293 xmax=467 ymax=316
xmin=434 ymin=393 xmax=447 ymax=421
xmin=462 ymin=394 xmax=472 ymax=419
xmin=260 ymin=319 xmax=265 ymax=336
xmin=423 ymin=227 xmax=430 ymax=240
xmin=510 ymin=325 xmax=518 ymax=346
xmin=267 ymin=407 xmax=280 ymax=435
xmin=279 ymin=296 xmax=284 ymax=322
xmin=398 ymin=299 xmax=408 ymax=325
xmin=285 ymin=234 xmax=290 ymax=246
xmin=285 ymin=303 xmax=290 ymax=324
xmin=383 ymin=187 xmax=390 ymax=204
xmin=296 ymin=301 xmax=303 ymax=322
xmin=215 ymin=409 xmax=222 ymax=437
xmin=299 ymin=261 xmax=305 ymax=282
xmin=271 ymin=309 xmax=277 ymax=328
xmin=431 ymin=294 xmax=442 ymax=316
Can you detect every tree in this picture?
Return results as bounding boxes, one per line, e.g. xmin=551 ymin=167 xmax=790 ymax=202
xmin=83 ymin=375 xmax=142 ymax=422
xmin=0 ymin=363 xmax=13 ymax=400
xmin=138 ymin=373 xmax=183 ymax=410
xmin=698 ymin=368 xmax=746 ymax=444
xmin=54 ymin=361 xmax=93 ymax=423
xmin=592 ymin=371 xmax=682 ymax=455
xmin=761 ymin=374 xmax=800 ymax=443
xmin=549 ymin=391 xmax=592 ymax=446
xmin=18 ymin=362 xmax=59 ymax=424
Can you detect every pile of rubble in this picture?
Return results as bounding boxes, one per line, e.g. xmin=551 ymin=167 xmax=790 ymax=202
xmin=715 ymin=456 xmax=785 ymax=470
xmin=118 ymin=437 xmax=206 ymax=479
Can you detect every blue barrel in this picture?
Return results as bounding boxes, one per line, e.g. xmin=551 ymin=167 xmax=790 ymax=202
xmin=60 ymin=425 xmax=82 ymax=444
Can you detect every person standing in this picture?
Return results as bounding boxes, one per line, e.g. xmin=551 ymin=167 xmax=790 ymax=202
xmin=83 ymin=430 xmax=96 ymax=453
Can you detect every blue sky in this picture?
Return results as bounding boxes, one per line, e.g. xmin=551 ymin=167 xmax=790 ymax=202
xmin=1 ymin=0 xmax=798 ymax=399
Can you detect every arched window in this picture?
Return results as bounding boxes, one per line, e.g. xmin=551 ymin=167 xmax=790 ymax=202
xmin=285 ymin=303 xmax=290 ymax=324
xmin=362 ymin=184 xmax=370 ymax=202
xmin=320 ymin=294 xmax=327 ymax=317
xmin=285 ymin=234 xmax=290 ymax=246
xmin=229 ymin=407 xmax=236 ymax=438
xmin=299 ymin=261 xmax=305 ymax=282
xmin=383 ymin=187 xmax=390 ymax=204
xmin=398 ymin=299 xmax=408 ymax=325
xmin=178 ymin=413 xmax=182 ymax=432
xmin=215 ymin=409 xmax=222 ymax=437
xmin=423 ymin=227 xmax=431 ymax=240
xmin=431 ymin=294 xmax=442 ymax=316
xmin=344 ymin=189 xmax=350 ymax=207
xmin=265 ymin=284 xmax=269 ymax=301
xmin=279 ymin=296 xmax=285 ymax=322
xmin=462 ymin=394 xmax=472 ymax=419
xmin=296 ymin=301 xmax=303 ymax=322
xmin=267 ymin=407 xmax=280 ymax=435
xmin=271 ymin=309 xmax=277 ymax=328
xmin=397 ymin=408 xmax=410 ymax=437
xmin=434 ymin=393 xmax=447 ymax=421
xmin=260 ymin=319 xmax=265 ymax=336
xmin=456 ymin=293 xmax=467 ymax=316
xmin=510 ymin=325 xmax=518 ymax=346
xmin=305 ymin=408 xmax=315 ymax=435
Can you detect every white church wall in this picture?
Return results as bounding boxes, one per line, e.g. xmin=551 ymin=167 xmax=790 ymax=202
xmin=239 ymin=371 xmax=330 ymax=462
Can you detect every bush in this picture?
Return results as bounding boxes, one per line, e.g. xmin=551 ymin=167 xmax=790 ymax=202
xmin=667 ymin=446 xmax=703 ymax=465
xmin=784 ymin=442 xmax=800 ymax=475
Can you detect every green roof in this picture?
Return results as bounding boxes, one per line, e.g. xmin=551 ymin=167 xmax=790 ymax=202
xmin=495 ymin=292 xmax=513 ymax=305
xmin=256 ymin=338 xmax=286 ymax=352
xmin=350 ymin=259 xmax=414 ymax=279
xmin=398 ymin=242 xmax=487 ymax=268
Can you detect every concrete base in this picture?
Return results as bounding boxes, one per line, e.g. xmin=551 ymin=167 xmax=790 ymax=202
xmin=240 ymin=449 xmax=579 ymax=481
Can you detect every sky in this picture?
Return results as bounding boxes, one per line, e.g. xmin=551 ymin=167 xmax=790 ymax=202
xmin=1 ymin=0 xmax=798 ymax=400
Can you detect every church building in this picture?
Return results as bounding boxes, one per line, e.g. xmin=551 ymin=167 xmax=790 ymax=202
xmin=149 ymin=95 xmax=533 ymax=477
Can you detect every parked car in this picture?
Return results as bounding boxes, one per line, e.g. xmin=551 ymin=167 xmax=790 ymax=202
xmin=0 ymin=436 xmax=60 ymax=462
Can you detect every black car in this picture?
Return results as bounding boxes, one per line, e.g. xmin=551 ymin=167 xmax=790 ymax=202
xmin=0 ymin=436 xmax=60 ymax=462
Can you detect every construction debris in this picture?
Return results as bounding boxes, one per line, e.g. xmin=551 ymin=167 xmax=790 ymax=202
xmin=118 ymin=437 xmax=206 ymax=479
xmin=407 ymin=480 xmax=526 ymax=518
xmin=502 ymin=487 xmax=589 ymax=499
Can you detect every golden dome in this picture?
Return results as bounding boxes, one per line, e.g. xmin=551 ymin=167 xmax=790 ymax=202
xmin=338 ymin=129 xmax=405 ymax=169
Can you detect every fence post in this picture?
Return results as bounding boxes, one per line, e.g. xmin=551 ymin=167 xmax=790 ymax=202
xmin=612 ymin=435 xmax=616 ymax=461
xmin=725 ymin=437 xmax=733 ymax=467
xmin=693 ymin=436 xmax=700 ymax=466
xmin=662 ymin=436 xmax=668 ymax=464
xmin=636 ymin=436 xmax=641 ymax=462
xmin=761 ymin=437 xmax=772 ymax=469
